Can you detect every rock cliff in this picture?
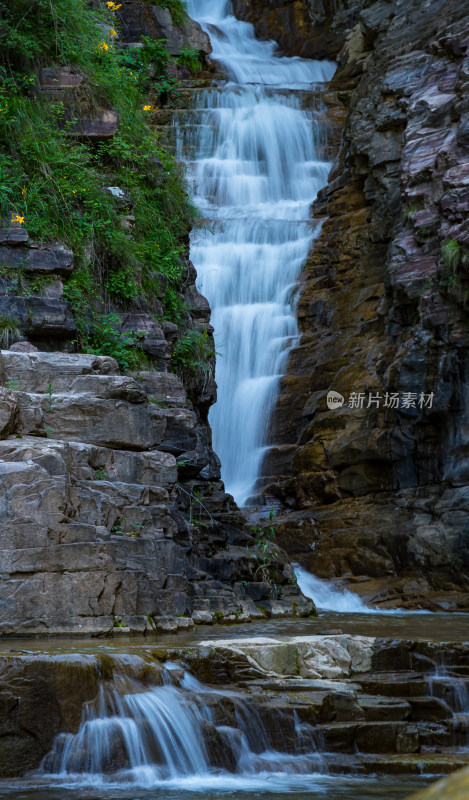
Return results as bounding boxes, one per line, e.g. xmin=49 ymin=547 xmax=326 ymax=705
xmin=234 ymin=0 xmax=469 ymax=609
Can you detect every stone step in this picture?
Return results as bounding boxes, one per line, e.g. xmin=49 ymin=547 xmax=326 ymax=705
xmin=348 ymin=752 xmax=469 ymax=775
xmin=356 ymin=672 xmax=432 ymax=697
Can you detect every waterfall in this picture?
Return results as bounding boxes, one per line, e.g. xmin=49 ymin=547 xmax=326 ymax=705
xmin=294 ymin=565 xmax=375 ymax=614
xmin=294 ymin=565 xmax=433 ymax=615
xmin=180 ymin=0 xmax=336 ymax=505
xmin=429 ymin=666 xmax=469 ymax=749
xmin=40 ymin=667 xmax=324 ymax=788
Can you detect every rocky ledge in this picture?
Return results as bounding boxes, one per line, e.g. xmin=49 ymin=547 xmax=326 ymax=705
xmin=0 ymin=349 xmax=312 ymax=636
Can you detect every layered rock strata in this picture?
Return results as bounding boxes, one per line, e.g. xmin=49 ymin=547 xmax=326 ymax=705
xmin=236 ymin=0 xmax=469 ymax=610
xmin=0 ymin=349 xmax=311 ymax=635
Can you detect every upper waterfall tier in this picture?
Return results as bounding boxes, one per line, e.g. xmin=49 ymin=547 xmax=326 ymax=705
xmin=179 ymin=0 xmax=335 ymax=505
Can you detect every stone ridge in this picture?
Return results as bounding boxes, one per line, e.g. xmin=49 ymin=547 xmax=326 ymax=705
xmin=236 ymin=0 xmax=469 ymax=610
xmin=0 ymin=349 xmax=312 ymax=635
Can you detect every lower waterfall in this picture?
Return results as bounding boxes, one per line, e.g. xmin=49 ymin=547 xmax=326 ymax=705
xmin=180 ymin=0 xmax=335 ymax=505
xmin=39 ymin=667 xmax=324 ymax=789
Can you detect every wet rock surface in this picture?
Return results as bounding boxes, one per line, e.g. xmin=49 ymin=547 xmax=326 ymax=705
xmin=239 ymin=0 xmax=469 ymax=610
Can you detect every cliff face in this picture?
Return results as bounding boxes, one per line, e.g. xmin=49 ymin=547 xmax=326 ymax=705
xmin=236 ymin=0 xmax=469 ymax=609
xmin=0 ymin=0 xmax=312 ymax=635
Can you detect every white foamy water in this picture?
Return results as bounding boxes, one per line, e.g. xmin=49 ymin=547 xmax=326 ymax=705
xmin=295 ymin=565 xmax=434 ymax=615
xmin=294 ymin=565 xmax=374 ymax=613
xmin=179 ymin=0 xmax=335 ymax=505
xmin=40 ymin=668 xmax=324 ymax=787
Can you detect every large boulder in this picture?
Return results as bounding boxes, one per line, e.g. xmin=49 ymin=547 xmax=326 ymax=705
xmin=407 ymin=767 xmax=469 ymax=800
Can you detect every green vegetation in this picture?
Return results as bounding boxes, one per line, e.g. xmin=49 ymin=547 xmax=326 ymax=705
xmin=171 ymin=329 xmax=214 ymax=389
xmin=177 ymin=47 xmax=202 ymax=74
xmin=171 ymin=328 xmax=215 ymax=394
xmin=154 ymin=0 xmax=187 ymax=26
xmin=92 ymin=467 xmax=109 ymax=480
xmin=0 ymin=0 xmax=198 ymax=369
xmin=0 ymin=314 xmax=22 ymax=348
xmin=441 ymin=239 xmax=464 ymax=272
xmin=45 ymin=382 xmax=55 ymax=411
xmin=401 ymin=206 xmax=417 ymax=222
xmin=246 ymin=508 xmax=280 ymax=591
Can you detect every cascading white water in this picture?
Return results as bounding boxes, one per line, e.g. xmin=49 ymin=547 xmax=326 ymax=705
xmin=429 ymin=666 xmax=469 ymax=748
xmin=180 ymin=0 xmax=335 ymax=505
xmin=294 ymin=565 xmax=375 ymax=614
xmin=40 ymin=667 xmax=324 ymax=788
xmin=294 ymin=565 xmax=433 ymax=615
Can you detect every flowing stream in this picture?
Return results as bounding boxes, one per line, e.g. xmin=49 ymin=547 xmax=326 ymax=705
xmin=181 ymin=0 xmax=335 ymax=505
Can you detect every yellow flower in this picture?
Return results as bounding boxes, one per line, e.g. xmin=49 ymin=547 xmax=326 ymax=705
xmin=112 ymin=3 xmax=122 ymax=10
xmin=99 ymin=41 xmax=109 ymax=51
xmin=106 ymin=1 xmax=115 ymax=7
xmin=11 ymin=214 xmax=25 ymax=224
xmin=143 ymin=104 xmax=152 ymax=111
xmin=109 ymin=28 xmax=117 ymax=36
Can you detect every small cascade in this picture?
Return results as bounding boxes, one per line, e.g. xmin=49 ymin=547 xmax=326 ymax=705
xmin=40 ymin=666 xmax=325 ymax=788
xmin=294 ymin=564 xmax=378 ymax=614
xmin=177 ymin=0 xmax=335 ymax=505
xmin=294 ymin=565 xmax=435 ymax=615
xmin=428 ymin=665 xmax=469 ymax=750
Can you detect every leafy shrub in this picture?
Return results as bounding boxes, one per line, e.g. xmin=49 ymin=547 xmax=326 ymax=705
xmin=106 ymin=266 xmax=140 ymax=302
xmin=177 ymin=47 xmax=202 ymax=74
xmin=172 ymin=329 xmax=214 ymax=387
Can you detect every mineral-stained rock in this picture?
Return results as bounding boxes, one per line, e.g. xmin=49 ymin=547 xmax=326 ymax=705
xmin=248 ymin=0 xmax=469 ymax=609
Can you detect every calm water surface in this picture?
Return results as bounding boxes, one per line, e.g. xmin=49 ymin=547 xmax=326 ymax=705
xmin=0 ymin=776 xmax=432 ymax=800
xmin=1 ymin=611 xmax=468 ymax=656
